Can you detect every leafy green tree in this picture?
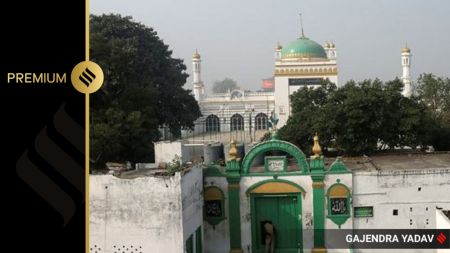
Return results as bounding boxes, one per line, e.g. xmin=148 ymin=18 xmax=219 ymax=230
xmin=416 ymin=74 xmax=450 ymax=150
xmin=212 ymin=78 xmax=238 ymax=93
xmin=416 ymin=73 xmax=450 ymax=124
xmin=90 ymin=14 xmax=201 ymax=166
xmin=278 ymin=80 xmax=336 ymax=153
xmin=279 ymin=77 xmax=444 ymax=156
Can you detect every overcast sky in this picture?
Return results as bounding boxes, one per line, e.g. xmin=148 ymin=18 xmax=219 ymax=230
xmin=92 ymin=0 xmax=450 ymax=91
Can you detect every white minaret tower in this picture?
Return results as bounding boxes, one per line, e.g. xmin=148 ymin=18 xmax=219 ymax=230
xmin=324 ymin=41 xmax=337 ymax=60
xmin=192 ymin=50 xmax=205 ymax=101
xmin=275 ymin=42 xmax=282 ymax=60
xmin=401 ymin=45 xmax=412 ymax=97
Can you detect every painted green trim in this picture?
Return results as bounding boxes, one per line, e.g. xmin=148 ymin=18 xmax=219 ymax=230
xmin=264 ymin=156 xmax=287 ymax=172
xmin=242 ymin=139 xmax=309 ymax=174
xmin=204 ymin=165 xmax=226 ymax=177
xmin=328 ymin=158 xmax=350 ymax=172
xmin=326 ymin=181 xmax=352 ymax=228
xmin=326 ymin=214 xmax=350 ymax=228
xmin=204 ymin=186 xmax=227 ymax=226
xmin=228 ymin=185 xmax=242 ymax=251
xmin=354 ymin=206 xmax=373 ymax=217
xmin=308 ymin=155 xmax=327 ymax=248
xmin=312 ymin=184 xmax=325 ymax=247
xmin=245 ymin=178 xmax=306 ymax=195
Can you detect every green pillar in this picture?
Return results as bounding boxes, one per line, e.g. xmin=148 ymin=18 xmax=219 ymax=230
xmin=310 ymin=152 xmax=327 ymax=253
xmin=226 ymin=141 xmax=243 ymax=253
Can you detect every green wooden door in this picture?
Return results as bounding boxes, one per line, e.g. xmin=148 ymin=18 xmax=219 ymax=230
xmin=252 ymin=194 xmax=302 ymax=253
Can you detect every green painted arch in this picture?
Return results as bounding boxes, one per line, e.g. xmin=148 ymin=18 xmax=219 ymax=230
xmin=245 ymin=179 xmax=306 ymax=195
xmin=242 ymin=139 xmax=309 ymax=174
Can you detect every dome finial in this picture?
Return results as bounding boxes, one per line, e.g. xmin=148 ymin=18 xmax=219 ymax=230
xmin=193 ymin=49 xmax=201 ymax=59
xmin=229 ymin=140 xmax=238 ymax=160
xmin=402 ymin=42 xmax=411 ymax=53
xmin=299 ymin=13 xmax=305 ymax=37
xmin=276 ymin=41 xmax=282 ymax=50
xmin=312 ymin=132 xmax=322 ymax=157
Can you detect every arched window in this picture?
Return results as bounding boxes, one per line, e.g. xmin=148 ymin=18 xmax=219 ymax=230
xmin=230 ymin=114 xmax=244 ymax=131
xmin=255 ymin=113 xmax=268 ymax=130
xmin=206 ymin=115 xmax=220 ymax=132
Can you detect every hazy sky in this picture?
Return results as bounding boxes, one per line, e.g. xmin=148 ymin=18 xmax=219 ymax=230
xmin=92 ymin=0 xmax=450 ymax=91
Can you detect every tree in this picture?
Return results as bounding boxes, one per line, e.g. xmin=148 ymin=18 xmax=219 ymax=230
xmin=278 ymin=80 xmax=336 ymax=153
xmin=416 ymin=73 xmax=450 ymax=124
xmin=279 ymin=78 xmax=438 ymax=156
xmin=212 ymin=78 xmax=238 ymax=93
xmin=90 ymin=14 xmax=201 ymax=166
xmin=416 ymin=74 xmax=450 ymax=150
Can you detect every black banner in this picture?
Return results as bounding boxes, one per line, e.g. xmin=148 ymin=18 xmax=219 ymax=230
xmin=288 ymin=78 xmax=322 ymax=86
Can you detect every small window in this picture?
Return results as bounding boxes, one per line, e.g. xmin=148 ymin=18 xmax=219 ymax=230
xmin=426 ymin=207 xmax=428 ymax=211
xmin=354 ymin=206 xmax=373 ymax=217
xmin=393 ymin=209 xmax=398 ymax=216
xmin=410 ymin=207 xmax=413 ymax=212
xmin=418 ymin=187 xmax=421 ymax=191
xmin=426 ymin=219 xmax=429 ymax=225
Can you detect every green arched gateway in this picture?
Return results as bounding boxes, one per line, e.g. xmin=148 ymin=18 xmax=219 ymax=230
xmin=241 ymin=139 xmax=309 ymax=174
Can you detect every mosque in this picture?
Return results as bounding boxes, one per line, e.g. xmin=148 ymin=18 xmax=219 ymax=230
xmin=88 ymin=29 xmax=450 ymax=253
xmin=187 ymin=31 xmax=412 ymax=140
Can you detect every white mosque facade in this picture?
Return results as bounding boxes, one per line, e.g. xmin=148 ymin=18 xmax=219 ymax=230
xmin=89 ymin=32 xmax=450 ymax=253
xmin=187 ymin=33 xmax=412 ymax=139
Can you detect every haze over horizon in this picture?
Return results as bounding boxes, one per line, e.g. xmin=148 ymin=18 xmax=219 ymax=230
xmin=92 ymin=0 xmax=450 ymax=92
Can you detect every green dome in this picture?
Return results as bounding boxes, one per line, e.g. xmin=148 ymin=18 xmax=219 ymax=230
xmin=281 ymin=36 xmax=327 ymax=59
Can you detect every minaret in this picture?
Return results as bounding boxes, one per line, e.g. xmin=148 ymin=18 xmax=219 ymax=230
xmin=324 ymin=41 xmax=337 ymax=60
xmin=329 ymin=41 xmax=337 ymax=60
xmin=275 ymin=42 xmax=282 ymax=60
xmin=192 ymin=50 xmax=205 ymax=101
xmin=401 ymin=46 xmax=412 ymax=97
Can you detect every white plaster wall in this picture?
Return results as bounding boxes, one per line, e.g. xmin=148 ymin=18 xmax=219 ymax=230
xmin=90 ymin=173 xmax=184 ymax=253
xmin=353 ymin=168 xmax=450 ymax=230
xmin=274 ymin=76 xmax=290 ymax=127
xmin=181 ymin=167 xmax=204 ymax=245
xmin=90 ymin=166 xmax=204 ymax=253
xmin=203 ymin=177 xmax=230 ymax=253
xmin=154 ymin=141 xmax=182 ymax=164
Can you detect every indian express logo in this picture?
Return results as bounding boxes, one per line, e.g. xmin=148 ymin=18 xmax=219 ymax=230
xmin=78 ymin=68 xmax=96 ymax=86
